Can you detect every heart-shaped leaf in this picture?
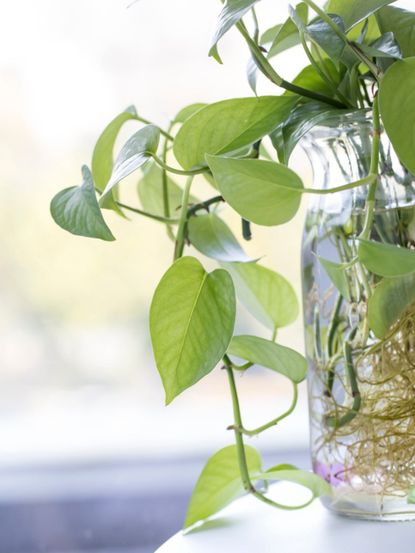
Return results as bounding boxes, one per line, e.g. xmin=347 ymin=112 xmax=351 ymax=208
xmin=184 ymin=445 xmax=262 ymax=528
xmin=228 ymin=335 xmax=307 ymax=383
xmin=206 ymin=156 xmax=303 ymax=226
xmin=92 ymin=106 xmax=138 ymax=212
xmin=326 ymin=0 xmax=397 ymax=30
xmin=222 ymin=261 xmax=299 ymax=330
xmin=209 ymin=0 xmax=260 ymax=63
xmin=150 ymin=257 xmax=236 ymax=404
xmin=100 ymin=125 xmax=160 ymax=203
xmin=379 ymin=58 xmax=415 ymax=175
xmin=188 ymin=212 xmax=250 ymax=262
xmin=358 ymin=239 xmax=415 ymax=277
xmin=376 ymin=6 xmax=415 ymax=58
xmin=368 ymin=273 xmax=415 ymax=338
xmin=174 ymin=96 xmax=296 ymax=170
xmin=50 ymin=166 xmax=115 ymax=241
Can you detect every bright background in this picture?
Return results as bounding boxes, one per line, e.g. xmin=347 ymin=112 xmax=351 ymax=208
xmin=1 ymin=0 xmax=412 ymax=474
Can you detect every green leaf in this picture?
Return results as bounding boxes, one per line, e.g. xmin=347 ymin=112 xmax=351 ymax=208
xmin=368 ymin=273 xmax=415 ymax=338
xmin=319 ymin=257 xmax=351 ymax=301
xmin=286 ymin=63 xmax=341 ymax=100
xmin=253 ymin=467 xmax=332 ymax=498
xmin=379 ymin=58 xmax=415 ymax=175
xmin=173 ymin=96 xmax=296 ymax=170
xmin=228 ymin=335 xmax=307 ymax=383
xmin=209 ymin=0 xmax=260 ymax=63
xmin=206 ymin=156 xmax=303 ymax=226
xmin=100 ymin=125 xmax=160 ymax=204
xmin=188 ymin=212 xmax=250 ymax=262
xmin=358 ymin=32 xmax=402 ymax=59
xmin=326 ymin=0 xmax=397 ymax=30
xmin=267 ymin=3 xmax=308 ymax=59
xmin=377 ymin=6 xmax=415 ymax=58
xmin=173 ymin=103 xmax=207 ymax=124
xmin=50 ymin=166 xmax=115 ymax=241
xmin=91 ymin=106 xmax=138 ymax=212
xmin=150 ymin=257 xmax=236 ymax=404
xmin=260 ymin=24 xmax=282 ymax=46
xmin=137 ymin=161 xmax=187 ymax=216
xmin=271 ymin=102 xmax=344 ymax=164
xmin=358 ymin=239 xmax=415 ymax=277
xmin=184 ymin=445 xmax=262 ymax=528
xmin=222 ymin=261 xmax=299 ymax=330
xmin=306 ymin=15 xmax=346 ymax=61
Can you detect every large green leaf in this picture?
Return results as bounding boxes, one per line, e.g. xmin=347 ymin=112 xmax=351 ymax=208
xmin=228 ymin=335 xmax=307 ymax=383
xmin=267 ymin=3 xmax=308 ymax=59
xmin=319 ymin=257 xmax=351 ymax=301
xmin=91 ymin=106 xmax=138 ymax=212
xmin=368 ymin=273 xmax=415 ymax=338
xmin=184 ymin=445 xmax=262 ymax=528
xmin=51 ymin=166 xmax=115 ymax=241
xmin=206 ymin=156 xmax=303 ymax=226
xmin=150 ymin=257 xmax=236 ymax=404
xmin=379 ymin=58 xmax=415 ymax=175
xmin=209 ymin=0 xmax=260 ymax=63
xmin=306 ymin=15 xmax=346 ymax=61
xmin=137 ymin=161 xmax=186 ymax=216
xmin=173 ymin=103 xmax=207 ymax=124
xmin=100 ymin=125 xmax=160 ymax=204
xmin=253 ymin=466 xmax=331 ymax=498
xmin=222 ymin=261 xmax=299 ymax=330
xmin=358 ymin=239 xmax=415 ymax=277
xmin=188 ymin=212 xmax=250 ymax=262
xmin=326 ymin=0 xmax=397 ymax=30
xmin=377 ymin=6 xmax=415 ymax=58
xmin=173 ymin=96 xmax=296 ymax=170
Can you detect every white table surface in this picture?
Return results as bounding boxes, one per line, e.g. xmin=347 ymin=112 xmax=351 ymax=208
xmin=156 ymin=485 xmax=415 ymax=552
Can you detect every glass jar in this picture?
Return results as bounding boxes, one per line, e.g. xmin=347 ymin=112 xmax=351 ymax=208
xmin=301 ymin=110 xmax=415 ymax=521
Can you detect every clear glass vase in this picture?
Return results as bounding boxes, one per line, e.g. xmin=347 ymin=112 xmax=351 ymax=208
xmin=301 ymin=110 xmax=415 ymax=521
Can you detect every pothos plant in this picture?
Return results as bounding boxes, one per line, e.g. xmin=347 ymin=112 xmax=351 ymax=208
xmin=51 ymin=0 xmax=415 ymax=527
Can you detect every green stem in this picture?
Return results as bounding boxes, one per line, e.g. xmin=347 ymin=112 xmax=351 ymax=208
xmin=152 ymin=154 xmax=208 ymax=176
xmin=304 ymin=174 xmax=376 ymax=195
xmin=225 ymin=361 xmax=314 ymax=510
xmin=113 ymin=202 xmax=179 ymax=224
xmin=174 ymin=176 xmax=194 ymax=260
xmin=135 ymin=115 xmax=174 ymax=141
xmin=359 ymin=95 xmax=381 ymax=241
xmin=161 ymin=122 xmax=175 ymax=240
xmin=236 ymin=22 xmax=346 ymax=109
xmin=230 ymin=382 xmax=298 ymax=436
xmin=187 ymin=195 xmax=224 ymax=217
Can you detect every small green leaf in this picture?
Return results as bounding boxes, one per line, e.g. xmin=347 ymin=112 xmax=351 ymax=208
xmin=222 ymin=261 xmax=299 ymax=330
xmin=174 ymin=96 xmax=296 ymax=170
xmin=253 ymin=467 xmax=332 ymax=498
xmin=91 ymin=106 xmax=138 ymax=212
xmin=306 ymin=15 xmax=346 ymax=61
xmin=377 ymin=6 xmax=415 ymax=58
xmin=100 ymin=125 xmax=160 ymax=203
xmin=209 ymin=0 xmax=260 ymax=63
xmin=326 ymin=0 xmax=397 ymax=30
xmin=379 ymin=58 xmax=415 ymax=175
xmin=358 ymin=32 xmax=402 ymax=59
xmin=368 ymin=273 xmax=415 ymax=338
xmin=137 ymin=161 xmax=189 ymax=216
xmin=206 ymin=156 xmax=303 ymax=226
xmin=267 ymin=3 xmax=308 ymax=59
xmin=188 ymin=212 xmax=250 ymax=262
xmin=358 ymin=239 xmax=415 ymax=277
xmin=50 ymin=166 xmax=115 ymax=241
xmin=173 ymin=103 xmax=207 ymax=124
xmin=150 ymin=257 xmax=236 ymax=404
xmin=228 ymin=335 xmax=307 ymax=383
xmin=184 ymin=445 xmax=262 ymax=528
xmin=408 ymin=487 xmax=415 ymax=504
xmin=319 ymin=257 xmax=351 ymax=301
